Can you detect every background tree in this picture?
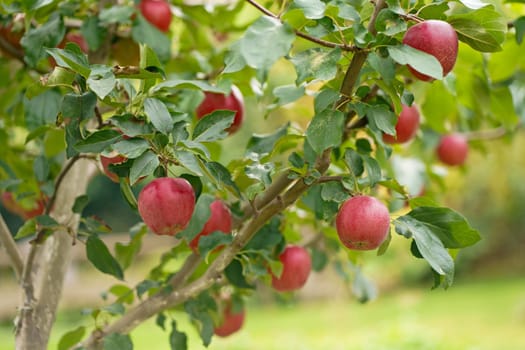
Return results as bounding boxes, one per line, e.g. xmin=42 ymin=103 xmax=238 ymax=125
xmin=0 ymin=0 xmax=522 ymax=349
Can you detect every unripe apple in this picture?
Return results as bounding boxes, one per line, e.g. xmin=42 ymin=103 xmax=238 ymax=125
xmin=189 ymin=199 xmax=232 ymax=252
xmin=196 ymin=86 xmax=244 ymax=134
xmin=100 ymin=154 xmax=127 ymax=183
xmin=402 ymin=20 xmax=458 ymax=81
xmin=111 ymin=37 xmax=140 ymax=66
xmin=436 ymin=134 xmax=468 ymax=166
xmin=383 ymin=104 xmax=420 ymax=144
xmin=336 ymin=196 xmax=390 ymax=250
xmin=214 ymin=302 xmax=245 ymax=337
xmin=138 ymin=177 xmax=195 ymax=236
xmin=271 ymin=245 xmax=312 ymax=292
xmin=139 ymin=0 xmax=172 ymax=33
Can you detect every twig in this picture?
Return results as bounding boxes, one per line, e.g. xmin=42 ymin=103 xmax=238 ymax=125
xmin=0 ymin=213 xmax=24 ymax=281
xmin=463 ymin=123 xmax=521 ymax=141
xmin=168 ymin=253 xmax=202 ymax=288
xmin=245 ymin=0 xmax=359 ymax=52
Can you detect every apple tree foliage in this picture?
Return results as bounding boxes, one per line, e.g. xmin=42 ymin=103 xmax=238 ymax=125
xmin=0 ymin=0 xmax=523 ymax=349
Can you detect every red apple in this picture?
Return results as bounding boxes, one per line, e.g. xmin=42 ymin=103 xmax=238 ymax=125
xmin=58 ymin=32 xmax=88 ymax=53
xmin=214 ymin=302 xmax=245 ymax=337
xmin=0 ymin=23 xmax=23 ymax=58
xmin=436 ymin=134 xmax=468 ymax=166
xmin=271 ymin=245 xmax=312 ymax=292
xmin=138 ymin=177 xmax=195 ymax=236
xmin=383 ymin=104 xmax=420 ymax=144
xmin=402 ymin=20 xmax=458 ymax=81
xmin=100 ymin=154 xmax=128 ymax=183
xmin=336 ymin=196 xmax=390 ymax=250
xmin=189 ymin=199 xmax=232 ymax=252
xmin=139 ymin=0 xmax=172 ymax=33
xmin=196 ymin=86 xmax=244 ymax=134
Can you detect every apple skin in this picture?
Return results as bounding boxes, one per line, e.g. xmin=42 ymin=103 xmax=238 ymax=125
xmin=402 ymin=20 xmax=458 ymax=81
xmin=100 ymin=154 xmax=127 ymax=183
xmin=436 ymin=134 xmax=468 ymax=166
xmin=137 ymin=177 xmax=196 ymax=236
xmin=59 ymin=32 xmax=88 ymax=53
xmin=196 ymin=86 xmax=244 ymax=134
xmin=383 ymin=104 xmax=420 ymax=144
xmin=214 ymin=303 xmax=245 ymax=337
xmin=139 ymin=0 xmax=172 ymax=33
xmin=189 ymin=199 xmax=232 ymax=252
xmin=0 ymin=23 xmax=23 ymax=57
xmin=271 ymin=245 xmax=312 ymax=292
xmin=336 ymin=196 xmax=390 ymax=250
xmin=1 ymin=192 xmax=46 ymax=220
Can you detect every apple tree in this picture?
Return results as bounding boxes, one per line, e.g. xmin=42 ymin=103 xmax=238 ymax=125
xmin=0 ymin=0 xmax=522 ymax=349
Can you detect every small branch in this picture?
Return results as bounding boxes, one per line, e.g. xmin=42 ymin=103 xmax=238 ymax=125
xmin=168 ymin=253 xmax=202 ymax=288
xmin=245 ymin=0 xmax=359 ymax=52
xmin=0 ymin=213 xmax=24 ymax=281
xmin=463 ymin=123 xmax=521 ymax=141
xmin=316 ymin=175 xmax=344 ymax=184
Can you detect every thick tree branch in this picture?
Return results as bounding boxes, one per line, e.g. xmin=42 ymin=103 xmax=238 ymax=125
xmin=0 ymin=213 xmax=24 ymax=281
xmin=16 ymin=158 xmax=98 ymax=350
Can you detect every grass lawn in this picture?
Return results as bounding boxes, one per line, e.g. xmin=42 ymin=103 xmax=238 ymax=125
xmin=2 ymin=276 xmax=524 ymax=349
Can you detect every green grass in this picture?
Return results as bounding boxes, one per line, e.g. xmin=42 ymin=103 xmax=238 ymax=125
xmin=2 ymin=276 xmax=524 ymax=349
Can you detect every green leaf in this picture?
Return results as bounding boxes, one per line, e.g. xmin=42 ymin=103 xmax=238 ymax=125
xmin=144 ymin=98 xmax=173 ymax=135
xmin=152 ymin=79 xmax=227 ymax=94
xmin=112 ymin=139 xmax=150 ymax=159
xmin=225 ymin=259 xmax=255 ymax=289
xmin=86 ymin=235 xmax=124 ymax=280
xmin=170 ymin=321 xmax=188 ymax=350
xmin=490 ymin=86 xmax=519 ymax=128
xmin=305 ymin=109 xmax=345 ymax=154
xmin=240 ymin=16 xmax=295 ymax=70
xmin=131 ymin=14 xmax=171 ymax=62
xmin=515 ymin=16 xmax=525 ymax=44
xmin=365 ymin=104 xmax=396 ymax=135
xmin=33 ymin=155 xmax=49 ymax=182
xmin=23 ymin=90 xmax=62 ymax=131
xmin=47 ymin=45 xmax=91 ymax=78
xmin=395 ymin=215 xmax=455 ymax=288
xmin=368 ymin=53 xmax=396 ymax=84
xmin=136 ymin=280 xmax=160 ymax=298
xmin=352 ymin=267 xmax=377 ymax=303
xmin=99 ymin=5 xmax=135 ymax=25
xmin=245 ymin=162 xmax=274 ymax=186
xmin=399 ymin=207 xmax=482 ymax=248
xmin=449 ymin=6 xmax=507 ymax=52
xmin=344 ymin=148 xmax=364 ymax=177
xmin=321 ymin=182 xmax=350 ymax=203
xmin=314 ymin=89 xmax=340 ymax=114
xmin=224 ymin=40 xmax=247 ymax=73
xmin=115 ymin=224 xmax=147 ymax=270
xmin=362 ymin=155 xmax=382 ymax=187
xmin=246 ymin=123 xmax=289 ymax=156
xmin=21 ymin=14 xmax=65 ymax=67
xmin=192 ymin=110 xmax=234 ymax=142
xmin=58 ymin=326 xmax=86 ymax=350
xmin=74 ymin=130 xmax=122 ymax=153
xmin=129 ymin=150 xmax=159 ymax=185
xmin=293 ymin=0 xmax=326 ymax=19
xmin=388 ymin=45 xmax=443 ymax=80
xmin=290 ymin=48 xmax=341 ymax=84
xmin=245 ymin=217 xmax=284 ymax=252
xmin=184 ymin=293 xmax=216 ymax=347
xmin=175 ymin=150 xmax=203 ymax=176
xmin=61 ymin=92 xmax=97 ymax=121
xmin=88 ymin=65 xmax=116 ymax=100
xmin=273 ymin=85 xmax=306 ymax=106
xmin=176 ymin=194 xmax=214 ymax=242
xmin=120 ymin=179 xmax=138 ymax=209
xmin=103 ymin=333 xmax=133 ymax=350
xmin=14 ymin=219 xmax=37 ymax=240
xmin=205 ymin=162 xmax=242 ymax=197
xmin=72 ymin=195 xmax=89 ymax=214
xmin=198 ymin=231 xmax=234 ymax=257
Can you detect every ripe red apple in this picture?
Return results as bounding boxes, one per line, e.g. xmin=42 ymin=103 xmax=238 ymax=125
xmin=100 ymin=154 xmax=127 ymax=183
xmin=436 ymin=134 xmax=468 ymax=166
xmin=402 ymin=20 xmax=458 ymax=81
xmin=271 ymin=245 xmax=312 ymax=292
xmin=139 ymin=0 xmax=172 ymax=33
xmin=214 ymin=302 xmax=245 ymax=337
xmin=336 ymin=196 xmax=390 ymax=250
xmin=383 ymin=104 xmax=420 ymax=144
xmin=196 ymin=86 xmax=244 ymax=134
xmin=0 ymin=23 xmax=23 ymax=58
xmin=58 ymin=32 xmax=88 ymax=53
xmin=138 ymin=177 xmax=195 ymax=235
xmin=189 ymin=199 xmax=232 ymax=252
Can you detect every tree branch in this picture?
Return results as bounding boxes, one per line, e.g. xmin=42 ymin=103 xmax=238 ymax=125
xmin=0 ymin=213 xmax=24 ymax=281
xmin=463 ymin=123 xmax=521 ymax=141
xmin=245 ymin=0 xmax=359 ymax=52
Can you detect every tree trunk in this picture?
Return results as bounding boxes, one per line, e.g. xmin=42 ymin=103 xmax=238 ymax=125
xmin=15 ymin=158 xmax=97 ymax=350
